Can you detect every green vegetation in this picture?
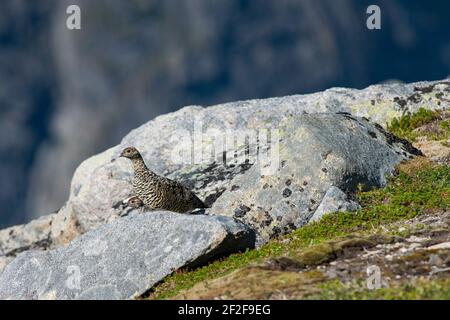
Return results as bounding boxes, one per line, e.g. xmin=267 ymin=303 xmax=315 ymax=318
xmin=387 ymin=107 xmax=449 ymax=142
xmin=147 ymin=158 xmax=449 ymax=299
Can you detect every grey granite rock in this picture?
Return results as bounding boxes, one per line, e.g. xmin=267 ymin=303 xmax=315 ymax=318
xmin=54 ymin=80 xmax=448 ymax=245
xmin=209 ymin=112 xmax=421 ymax=244
xmin=0 ymin=211 xmax=254 ymax=300
xmin=309 ymin=186 xmax=361 ymax=223
xmin=5 ymin=80 xmax=447 ymax=249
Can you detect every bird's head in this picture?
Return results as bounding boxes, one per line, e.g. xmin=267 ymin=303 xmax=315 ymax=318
xmin=127 ymin=196 xmax=143 ymax=209
xmin=120 ymin=146 xmax=141 ymax=160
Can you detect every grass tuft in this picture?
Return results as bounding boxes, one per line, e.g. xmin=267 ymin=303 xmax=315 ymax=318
xmin=387 ymin=107 xmax=449 ymax=142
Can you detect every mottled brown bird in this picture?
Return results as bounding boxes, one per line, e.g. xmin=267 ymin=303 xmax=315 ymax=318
xmin=117 ymin=196 xmax=145 ymax=217
xmin=120 ymin=147 xmax=208 ymax=213
xmin=126 ymin=196 xmax=144 ymax=209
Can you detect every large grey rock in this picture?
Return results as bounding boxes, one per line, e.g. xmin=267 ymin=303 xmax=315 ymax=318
xmin=0 ymin=211 xmax=254 ymax=300
xmin=26 ymin=78 xmax=450 ymax=224
xmin=5 ymin=80 xmax=445 ymax=249
xmin=52 ymin=80 xmax=448 ymax=245
xmin=209 ymin=113 xmax=421 ymax=244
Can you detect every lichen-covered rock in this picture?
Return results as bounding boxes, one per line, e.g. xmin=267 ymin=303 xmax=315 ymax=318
xmin=0 ymin=211 xmax=254 ymax=300
xmin=209 ymin=113 xmax=421 ymax=244
xmin=4 ymin=80 xmax=447 ymax=249
xmin=53 ymin=80 xmax=448 ymax=245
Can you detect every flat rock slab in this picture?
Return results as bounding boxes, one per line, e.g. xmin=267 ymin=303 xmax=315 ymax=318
xmin=0 ymin=212 xmax=254 ymax=300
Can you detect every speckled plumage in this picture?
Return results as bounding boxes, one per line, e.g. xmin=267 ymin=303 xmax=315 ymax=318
xmin=120 ymin=147 xmax=207 ymax=213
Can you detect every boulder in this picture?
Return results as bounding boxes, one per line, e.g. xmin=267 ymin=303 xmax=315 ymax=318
xmin=0 ymin=211 xmax=254 ymax=300
xmin=209 ymin=113 xmax=421 ymax=244
xmin=54 ymin=80 xmax=449 ymax=245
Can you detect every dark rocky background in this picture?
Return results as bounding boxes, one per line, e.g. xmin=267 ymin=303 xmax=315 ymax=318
xmin=0 ymin=0 xmax=449 ymax=228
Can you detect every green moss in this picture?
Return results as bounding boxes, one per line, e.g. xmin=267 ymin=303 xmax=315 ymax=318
xmin=311 ymin=278 xmax=450 ymax=300
xmin=280 ymin=236 xmax=378 ymax=268
xmin=440 ymin=119 xmax=450 ymax=132
xmin=387 ymin=107 xmax=449 ymax=142
xmin=147 ymin=160 xmax=449 ymax=300
xmin=387 ymin=107 xmax=436 ymax=140
xmin=291 ymin=243 xmax=336 ymax=266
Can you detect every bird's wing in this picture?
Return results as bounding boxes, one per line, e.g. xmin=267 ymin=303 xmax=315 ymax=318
xmin=162 ymin=176 xmax=207 ymax=208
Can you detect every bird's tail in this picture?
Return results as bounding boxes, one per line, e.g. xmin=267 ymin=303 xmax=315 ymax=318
xmin=194 ymin=195 xmax=210 ymax=209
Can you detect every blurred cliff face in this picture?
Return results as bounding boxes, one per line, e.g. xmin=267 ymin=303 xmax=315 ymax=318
xmin=0 ymin=0 xmax=449 ymax=228
xmin=0 ymin=1 xmax=56 ymax=227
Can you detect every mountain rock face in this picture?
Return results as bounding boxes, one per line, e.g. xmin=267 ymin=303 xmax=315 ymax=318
xmin=0 ymin=1 xmax=56 ymax=227
xmin=0 ymin=79 xmax=447 ymax=298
